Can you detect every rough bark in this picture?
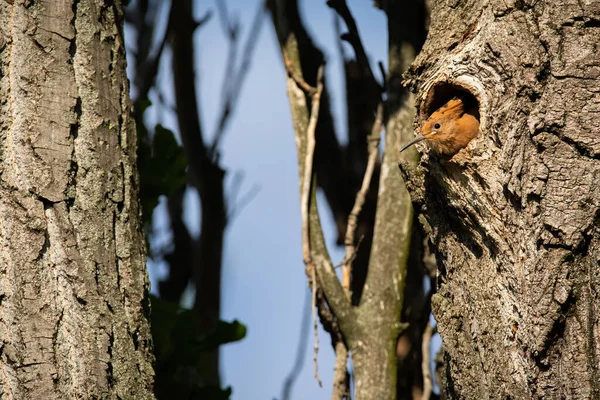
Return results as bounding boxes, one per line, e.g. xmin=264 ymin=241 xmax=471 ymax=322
xmin=404 ymin=0 xmax=600 ymax=398
xmin=0 ymin=1 xmax=154 ymax=398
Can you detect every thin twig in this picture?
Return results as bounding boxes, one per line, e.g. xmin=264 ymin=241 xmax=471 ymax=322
xmin=311 ymin=265 xmax=322 ymax=387
xmin=131 ymin=2 xmax=180 ymax=119
xmin=378 ymin=61 xmax=387 ymax=93
xmin=331 ymin=341 xmax=349 ymax=400
xmin=210 ymin=0 xmax=267 ymax=156
xmin=299 ymin=64 xmax=325 ymax=387
xmin=229 ymin=1 xmax=266 ymax=93
xmin=228 ymin=184 xmax=260 ymax=221
xmin=214 ymin=0 xmax=238 ymax=38
xmin=422 ymin=322 xmax=434 ymax=400
xmin=314 ymin=286 xmax=349 ymax=398
xmin=283 ymin=48 xmax=317 ymax=95
xmin=280 ymin=288 xmax=312 ymax=400
xmin=132 ymin=22 xmax=171 ymax=107
xmin=326 ymin=0 xmax=380 ymax=90
xmin=313 ymin=285 xmax=350 ymax=398
xmin=341 ymin=103 xmax=383 ymax=298
xmin=215 ymin=0 xmax=240 ymax=112
xmin=300 ymin=65 xmax=325 ymax=265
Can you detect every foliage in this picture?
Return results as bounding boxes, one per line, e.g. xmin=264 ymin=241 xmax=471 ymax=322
xmin=150 ymin=295 xmax=247 ymax=400
xmin=135 ymin=99 xmax=243 ymax=398
xmin=125 ymin=0 xmax=257 ymax=396
xmin=137 ymin=100 xmax=188 ymax=226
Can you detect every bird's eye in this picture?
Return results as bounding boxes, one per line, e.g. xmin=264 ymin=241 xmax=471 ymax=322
xmin=434 ymin=123 xmax=441 ymax=130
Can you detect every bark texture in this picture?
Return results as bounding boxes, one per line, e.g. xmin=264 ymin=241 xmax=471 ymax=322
xmin=0 ymin=0 xmax=154 ymax=398
xmin=404 ymin=0 xmax=600 ymax=398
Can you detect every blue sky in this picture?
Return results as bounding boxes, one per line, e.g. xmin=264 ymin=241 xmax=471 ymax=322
xmin=127 ymin=1 xmax=409 ymax=399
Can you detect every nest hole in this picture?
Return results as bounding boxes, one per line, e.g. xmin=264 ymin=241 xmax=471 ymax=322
xmin=421 ymin=82 xmax=481 ymax=123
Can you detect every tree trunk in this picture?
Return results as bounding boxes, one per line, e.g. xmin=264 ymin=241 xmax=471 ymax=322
xmin=269 ymin=1 xmax=431 ymax=398
xmin=405 ymin=0 xmax=600 ymax=398
xmin=0 ymin=1 xmax=154 ymax=398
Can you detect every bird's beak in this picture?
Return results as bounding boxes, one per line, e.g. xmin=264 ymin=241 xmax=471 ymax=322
xmin=399 ymin=134 xmax=426 ymax=153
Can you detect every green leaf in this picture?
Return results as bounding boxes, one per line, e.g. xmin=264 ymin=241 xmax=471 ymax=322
xmin=138 ymin=123 xmax=188 ymax=225
xmin=152 ymin=124 xmax=188 ymax=194
xmin=197 ymin=320 xmax=247 ymax=350
xmin=150 ymin=296 xmax=247 ymax=368
xmin=149 ymin=295 xmax=183 ymax=360
xmin=138 ymin=98 xmax=152 ymax=116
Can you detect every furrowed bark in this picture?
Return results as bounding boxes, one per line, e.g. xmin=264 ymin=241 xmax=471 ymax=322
xmin=405 ymin=0 xmax=600 ymax=398
xmin=0 ymin=0 xmax=154 ymax=398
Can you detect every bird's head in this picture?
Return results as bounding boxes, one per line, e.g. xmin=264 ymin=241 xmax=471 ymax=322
xmin=401 ymin=97 xmax=479 ymax=156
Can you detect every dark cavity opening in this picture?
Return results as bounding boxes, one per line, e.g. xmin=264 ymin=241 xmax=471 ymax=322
xmin=422 ymin=82 xmax=480 ymax=123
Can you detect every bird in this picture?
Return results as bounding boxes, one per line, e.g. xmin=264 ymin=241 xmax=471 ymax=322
xmin=400 ymin=96 xmax=480 ymax=157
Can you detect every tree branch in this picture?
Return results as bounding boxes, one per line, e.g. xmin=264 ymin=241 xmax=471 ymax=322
xmin=421 ymin=322 xmax=435 ymax=400
xmin=210 ymin=0 xmax=267 ymax=156
xmin=279 ymin=36 xmax=352 ymax=336
xmin=358 ymin=94 xmax=417 ymax=328
xmin=280 ymin=289 xmax=312 ymax=400
xmin=300 ymin=67 xmax=337 ymax=387
xmin=341 ymin=103 xmax=383 ymax=298
xmin=301 ymin=65 xmax=325 ymax=264
xmin=283 ymin=48 xmax=317 ymax=95
xmin=170 ymin=0 xmax=227 ymax=386
xmin=311 ymin=265 xmax=323 ymax=386
xmin=331 ymin=341 xmax=349 ymax=400
xmin=326 ymin=0 xmax=381 ymax=91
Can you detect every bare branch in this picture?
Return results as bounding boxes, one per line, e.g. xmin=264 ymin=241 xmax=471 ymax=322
xmin=301 ymin=65 xmax=325 ymax=264
xmin=210 ymin=1 xmax=267 ymax=156
xmin=378 ymin=61 xmax=387 ymax=92
xmin=326 ymin=0 xmax=380 ymax=92
xmin=228 ymin=184 xmax=260 ymax=221
xmin=359 ymin=94 xmax=417 ymax=316
xmin=331 ymin=341 xmax=349 ymax=400
xmin=282 ymin=48 xmax=317 ymax=95
xmin=170 ymin=0 xmax=228 ymax=384
xmin=422 ymin=322 xmax=435 ymax=400
xmin=299 ymin=66 xmax=353 ymax=389
xmin=194 ymin=11 xmax=213 ymax=30
xmin=311 ymin=265 xmax=323 ymax=387
xmin=214 ymin=0 xmax=239 ymax=38
xmin=280 ymin=289 xmax=312 ymax=400
xmin=133 ymin=18 xmax=171 ymax=109
xmin=130 ymin=1 xmax=179 ymax=119
xmin=214 ymin=0 xmax=240 ymax=116
xmin=341 ymin=103 xmax=383 ymax=298
xmin=311 ymin=221 xmax=355 ymax=342
xmin=314 ymin=287 xmax=349 ymax=399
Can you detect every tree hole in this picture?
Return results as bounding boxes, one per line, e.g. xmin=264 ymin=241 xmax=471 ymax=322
xmin=421 ymin=82 xmax=481 ymax=124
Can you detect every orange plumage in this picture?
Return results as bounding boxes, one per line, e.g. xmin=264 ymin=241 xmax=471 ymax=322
xmin=400 ymin=97 xmax=480 ymax=157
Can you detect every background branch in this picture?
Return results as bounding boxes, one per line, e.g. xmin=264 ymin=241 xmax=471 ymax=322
xmin=341 ymin=103 xmax=383 ymax=299
xmin=301 ymin=65 xmax=325 ymax=264
xmin=280 ymin=289 xmax=312 ymax=400
xmin=211 ymin=0 xmax=267 ymax=155
xmin=327 ymin=0 xmax=381 ymax=91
